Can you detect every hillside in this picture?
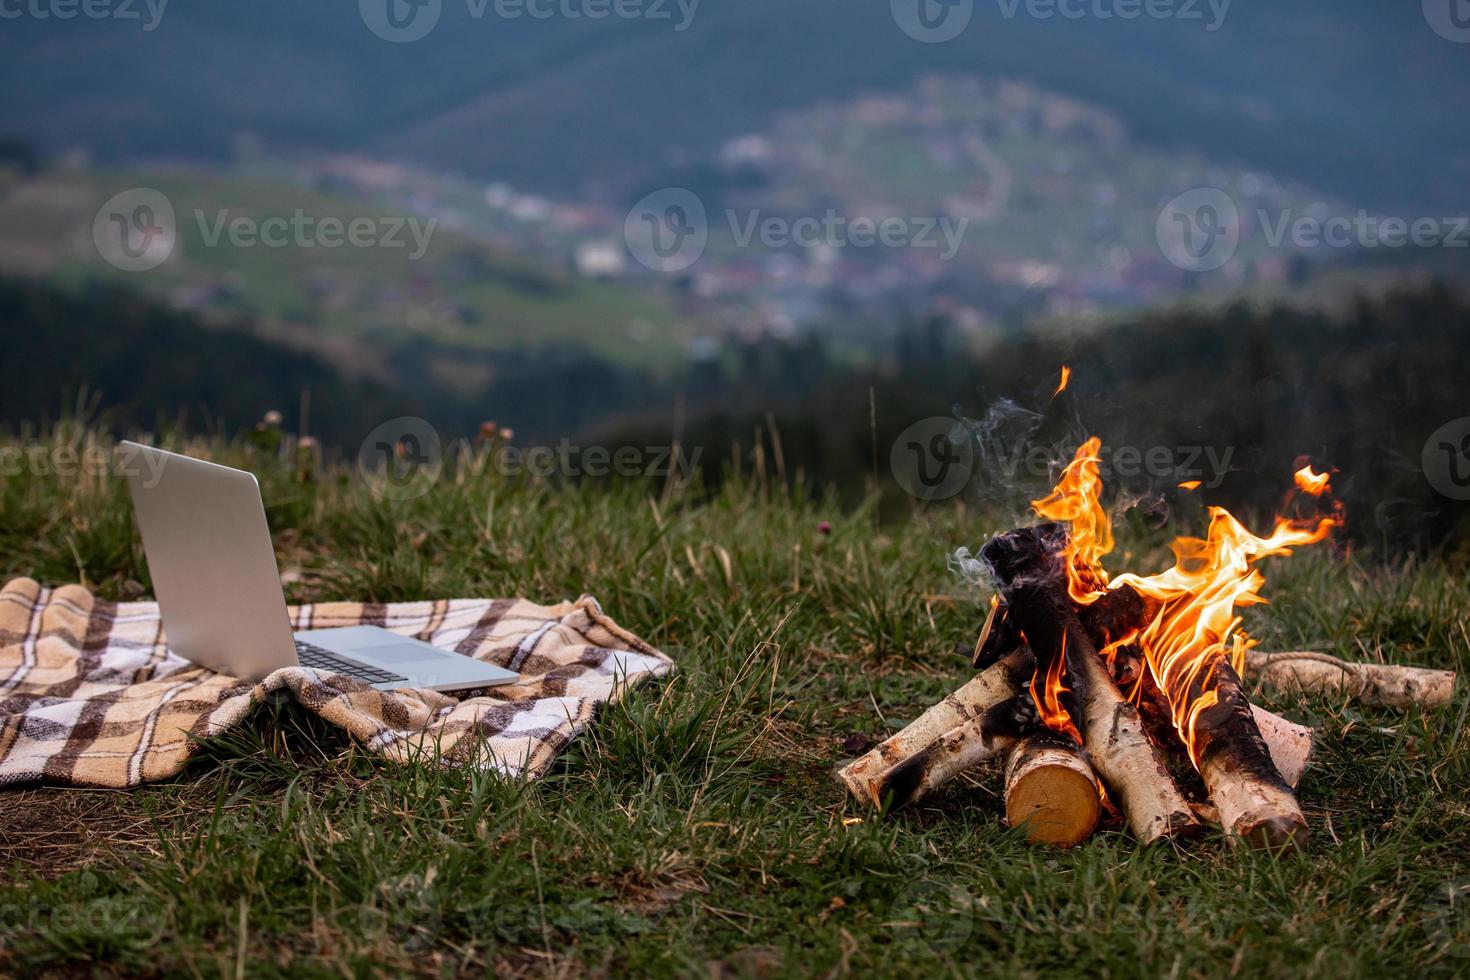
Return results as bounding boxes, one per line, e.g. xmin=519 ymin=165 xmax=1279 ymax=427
xmin=1 ymin=3 xmax=1466 ymax=210
xmin=0 ymin=168 xmax=693 ymax=377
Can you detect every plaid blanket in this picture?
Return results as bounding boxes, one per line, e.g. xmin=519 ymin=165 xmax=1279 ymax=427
xmin=0 ymin=577 xmax=672 ymax=788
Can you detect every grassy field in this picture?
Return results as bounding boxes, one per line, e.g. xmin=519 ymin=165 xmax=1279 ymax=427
xmin=1 ymin=429 xmax=1467 ymax=978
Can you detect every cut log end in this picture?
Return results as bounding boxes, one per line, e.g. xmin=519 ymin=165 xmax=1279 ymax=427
xmin=1240 ymin=814 xmax=1310 ymax=851
xmin=1003 ymin=734 xmax=1101 ymax=848
xmin=1200 ymin=751 xmax=1309 ymax=850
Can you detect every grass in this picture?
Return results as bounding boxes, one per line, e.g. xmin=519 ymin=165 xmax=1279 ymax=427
xmin=1 ymin=426 xmax=1468 ymax=978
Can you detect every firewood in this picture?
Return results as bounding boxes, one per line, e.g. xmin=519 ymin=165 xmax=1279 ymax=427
xmin=864 ymin=691 xmax=1064 ymax=809
xmin=1244 ymin=650 xmax=1456 ymax=710
xmin=1121 ymin=651 xmax=1313 ymax=794
xmin=971 ymin=583 xmax=1156 ymax=669
xmin=981 ymin=524 xmax=1201 ymax=843
xmin=837 ymin=647 xmax=1032 ymax=807
xmin=1252 ymin=706 xmax=1312 ymax=789
xmin=1003 ymin=731 xmax=1101 ymax=847
xmin=1188 ymin=658 xmax=1309 ymax=849
xmin=866 ymin=700 xmax=1022 ymax=808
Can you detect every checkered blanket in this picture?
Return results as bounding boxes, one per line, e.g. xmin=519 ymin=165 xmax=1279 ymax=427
xmin=0 ymin=577 xmax=672 ymax=788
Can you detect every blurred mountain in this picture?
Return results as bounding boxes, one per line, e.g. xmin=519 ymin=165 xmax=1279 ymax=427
xmin=2 ymin=1 xmax=1467 ymax=211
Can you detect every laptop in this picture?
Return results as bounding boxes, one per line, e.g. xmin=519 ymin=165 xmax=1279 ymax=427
xmin=119 ymin=442 xmax=518 ymax=692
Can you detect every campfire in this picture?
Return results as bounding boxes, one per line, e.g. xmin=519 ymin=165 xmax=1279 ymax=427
xmin=841 ymin=438 xmax=1456 ymax=849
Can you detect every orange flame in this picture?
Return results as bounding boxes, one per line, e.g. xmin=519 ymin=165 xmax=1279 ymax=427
xmin=1052 ymin=365 xmax=1072 ymax=398
xmin=1178 ymin=480 xmax=1202 ymax=491
xmin=1029 ymin=631 xmax=1083 ymax=744
xmin=1293 ymin=465 xmax=1330 ymax=496
xmin=1030 ymin=437 xmax=1113 ymax=605
xmin=1033 ymin=441 xmax=1340 ymax=767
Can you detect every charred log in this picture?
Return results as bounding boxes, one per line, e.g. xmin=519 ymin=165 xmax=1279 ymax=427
xmin=1187 ymin=658 xmax=1309 ymax=849
xmin=981 ymin=524 xmax=1201 ymax=843
xmin=837 ymin=647 xmax=1032 ymax=807
xmin=971 ymin=583 xmax=1158 ymax=669
xmin=867 ymin=695 xmax=1034 ymax=808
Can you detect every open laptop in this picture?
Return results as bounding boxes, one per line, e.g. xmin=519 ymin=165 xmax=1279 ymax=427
xmin=119 ymin=441 xmax=518 ymax=692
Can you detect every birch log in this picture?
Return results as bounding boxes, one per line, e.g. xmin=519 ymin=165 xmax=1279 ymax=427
xmin=1245 ymin=651 xmax=1456 ymax=709
xmin=1252 ymin=706 xmax=1312 ymax=789
xmin=867 ymin=704 xmax=1020 ymax=808
xmin=1187 ymin=657 xmax=1308 ymax=849
xmin=837 ymin=647 xmax=1032 ymax=807
xmin=1003 ymin=732 xmax=1101 ymax=847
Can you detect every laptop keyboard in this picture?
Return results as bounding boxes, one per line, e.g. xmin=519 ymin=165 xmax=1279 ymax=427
xmin=294 ymin=640 xmax=407 ymax=685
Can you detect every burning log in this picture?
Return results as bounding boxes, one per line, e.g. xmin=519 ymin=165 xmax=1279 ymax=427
xmin=1185 ymin=657 xmax=1309 ymax=849
xmin=837 ymin=647 xmax=1032 ymax=807
xmin=971 ymin=583 xmax=1157 ymax=669
xmin=1244 ymin=650 xmax=1456 ymax=709
xmin=981 ymin=524 xmax=1201 ymax=844
xmin=1111 ymin=643 xmax=1313 ymax=790
xmin=1003 ymin=731 xmax=1101 ymax=847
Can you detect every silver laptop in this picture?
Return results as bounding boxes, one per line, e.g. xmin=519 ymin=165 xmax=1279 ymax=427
xmin=120 ymin=442 xmax=518 ymax=692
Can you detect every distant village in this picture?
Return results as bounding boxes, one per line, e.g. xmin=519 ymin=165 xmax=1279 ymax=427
xmin=278 ymin=74 xmax=1330 ymax=354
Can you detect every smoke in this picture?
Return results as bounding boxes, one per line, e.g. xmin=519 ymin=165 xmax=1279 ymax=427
xmin=948 ymin=545 xmax=990 ymax=588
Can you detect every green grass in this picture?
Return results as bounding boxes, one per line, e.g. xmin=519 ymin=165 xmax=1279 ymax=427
xmin=1 ymin=427 xmax=1468 ymax=978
